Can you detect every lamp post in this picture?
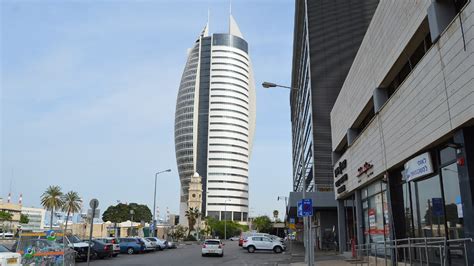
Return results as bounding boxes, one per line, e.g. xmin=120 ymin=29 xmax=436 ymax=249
xmin=262 ymin=81 xmax=313 ymax=266
xmin=153 ymin=169 xmax=171 ymax=237
xmin=130 ymin=209 xmax=134 ymax=236
xmin=224 ymin=199 xmax=231 ymax=240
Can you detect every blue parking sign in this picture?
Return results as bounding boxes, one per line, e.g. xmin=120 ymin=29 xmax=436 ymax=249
xmin=297 ymin=201 xmax=303 ymax=217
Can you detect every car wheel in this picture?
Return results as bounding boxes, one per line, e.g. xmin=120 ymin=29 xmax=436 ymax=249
xmin=220 ymin=253 xmax=224 ymax=257
xmin=247 ymin=246 xmax=255 ymax=253
xmin=112 ymin=254 xmax=118 ymax=257
xmin=273 ymin=246 xmax=282 ymax=253
xmin=201 ymin=253 xmax=206 ymax=257
xmin=127 ymin=248 xmax=134 ymax=255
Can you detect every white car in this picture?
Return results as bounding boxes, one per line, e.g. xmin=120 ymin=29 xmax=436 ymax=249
xmin=0 ymin=244 xmax=21 ymax=266
xmin=140 ymin=237 xmax=157 ymax=252
xmin=229 ymin=236 xmax=240 ymax=241
xmin=145 ymin=237 xmax=167 ymax=250
xmin=201 ymin=239 xmax=224 ymax=257
xmin=243 ymin=236 xmax=285 ymax=253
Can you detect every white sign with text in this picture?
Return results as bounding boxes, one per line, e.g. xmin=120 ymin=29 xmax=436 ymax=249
xmin=404 ymin=152 xmax=434 ymax=182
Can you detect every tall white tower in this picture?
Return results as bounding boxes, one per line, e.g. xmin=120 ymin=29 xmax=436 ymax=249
xmin=174 ymin=15 xmax=256 ymax=224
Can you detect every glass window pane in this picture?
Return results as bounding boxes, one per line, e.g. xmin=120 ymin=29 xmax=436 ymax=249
xmin=440 ymin=147 xmax=456 ymax=165
xmin=415 ymin=176 xmax=444 ymax=237
xmin=441 ymin=163 xmax=464 ymax=238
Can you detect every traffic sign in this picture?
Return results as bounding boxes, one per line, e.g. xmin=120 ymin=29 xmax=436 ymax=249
xmin=297 ymin=201 xmax=303 ymax=217
xmin=302 ymin=198 xmax=313 ymax=216
xmin=89 ymin=199 xmax=99 ymax=209
xmin=297 ymin=199 xmax=313 ymax=217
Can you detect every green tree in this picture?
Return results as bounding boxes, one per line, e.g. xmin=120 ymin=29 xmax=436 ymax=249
xmin=102 ymin=203 xmax=152 ymax=223
xmin=205 ymin=217 xmax=248 ymax=239
xmin=0 ymin=211 xmax=13 ymax=235
xmin=185 ymin=207 xmax=201 ymax=236
xmin=41 ymin=185 xmax=64 ymax=229
xmin=170 ymin=225 xmax=187 ymax=240
xmin=20 ymin=214 xmax=30 ymax=224
xmin=253 ymin=215 xmax=272 ymax=233
xmin=61 ymin=191 xmax=82 ymax=235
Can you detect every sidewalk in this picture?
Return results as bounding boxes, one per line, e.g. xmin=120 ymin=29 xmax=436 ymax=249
xmin=288 ymin=241 xmax=352 ymax=266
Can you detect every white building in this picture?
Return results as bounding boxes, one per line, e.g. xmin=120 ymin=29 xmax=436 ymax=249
xmin=21 ymin=206 xmax=46 ymax=231
xmin=330 ymin=0 xmax=473 ymax=261
xmin=174 ymin=15 xmax=256 ymax=224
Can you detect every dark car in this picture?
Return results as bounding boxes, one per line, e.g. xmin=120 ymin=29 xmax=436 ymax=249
xmin=118 ymin=237 xmax=145 ymax=254
xmin=83 ymin=239 xmax=113 ymax=259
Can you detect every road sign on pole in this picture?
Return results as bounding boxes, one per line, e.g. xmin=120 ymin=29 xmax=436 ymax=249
xmin=302 ymin=198 xmax=313 ymax=216
xmin=87 ymin=199 xmax=99 ymax=266
xmin=297 ymin=201 xmax=303 ymax=217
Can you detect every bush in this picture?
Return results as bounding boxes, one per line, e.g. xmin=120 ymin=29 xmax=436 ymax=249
xmin=184 ymin=235 xmax=197 ymax=241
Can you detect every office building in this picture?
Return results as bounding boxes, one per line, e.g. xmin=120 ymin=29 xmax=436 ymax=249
xmin=331 ymin=0 xmax=473 ymax=261
xmin=287 ymin=0 xmax=378 ymax=248
xmin=21 ymin=206 xmax=46 ymax=231
xmin=174 ymin=15 xmax=256 ymax=223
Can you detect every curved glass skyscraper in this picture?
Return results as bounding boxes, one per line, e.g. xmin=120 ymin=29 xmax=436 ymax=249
xmin=174 ymin=15 xmax=256 ymax=223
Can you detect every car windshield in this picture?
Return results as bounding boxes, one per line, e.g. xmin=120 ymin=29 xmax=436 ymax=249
xmin=0 ymin=245 xmax=11 ymax=252
xmin=205 ymin=240 xmax=220 ymax=245
xmin=146 ymin=238 xmax=156 ymax=242
xmin=68 ymin=235 xmax=82 ymax=243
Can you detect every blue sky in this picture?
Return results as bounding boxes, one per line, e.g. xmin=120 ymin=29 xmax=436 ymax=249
xmin=1 ymin=0 xmax=294 ymax=220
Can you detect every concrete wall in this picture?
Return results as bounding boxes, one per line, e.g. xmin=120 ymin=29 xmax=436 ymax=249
xmin=331 ymin=1 xmax=474 ymax=198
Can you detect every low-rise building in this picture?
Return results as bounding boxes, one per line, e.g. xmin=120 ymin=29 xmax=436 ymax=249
xmin=331 ymin=0 xmax=473 ymax=262
xmin=0 ymin=200 xmax=21 ymax=232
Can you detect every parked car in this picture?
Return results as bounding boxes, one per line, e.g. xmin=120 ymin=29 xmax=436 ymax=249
xmin=95 ymin=237 xmax=120 ymax=257
xmin=0 ymin=244 xmax=21 ymax=266
xmin=167 ymin=240 xmax=177 ymax=249
xmin=0 ymin=233 xmax=14 ymax=239
xmin=55 ymin=235 xmax=90 ymax=261
xmin=243 ymin=236 xmax=285 ymax=253
xmin=118 ymin=237 xmax=145 ymax=254
xmin=229 ymin=236 xmax=240 ymax=241
xmin=146 ymin=237 xmax=167 ymax=250
xmin=201 ymin=239 xmax=224 ymax=257
xmin=83 ymin=239 xmax=114 ymax=259
xmin=140 ymin=237 xmax=156 ymax=252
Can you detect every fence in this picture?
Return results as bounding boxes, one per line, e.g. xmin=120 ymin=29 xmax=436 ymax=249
xmin=15 ymin=231 xmax=76 ymax=266
xmin=353 ymin=237 xmax=473 ymax=266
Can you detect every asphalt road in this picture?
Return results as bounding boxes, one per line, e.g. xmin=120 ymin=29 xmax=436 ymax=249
xmin=78 ymin=240 xmax=292 ymax=266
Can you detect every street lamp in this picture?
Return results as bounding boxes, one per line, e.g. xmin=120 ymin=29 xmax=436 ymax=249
xmin=153 ymin=169 xmax=172 ymax=237
xmin=262 ymin=81 xmax=313 ymax=266
xmin=224 ymin=199 xmax=231 ymax=240
xmin=130 ymin=209 xmax=135 ymax=236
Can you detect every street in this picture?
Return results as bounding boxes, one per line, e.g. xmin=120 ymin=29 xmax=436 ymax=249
xmin=78 ymin=241 xmax=292 ymax=266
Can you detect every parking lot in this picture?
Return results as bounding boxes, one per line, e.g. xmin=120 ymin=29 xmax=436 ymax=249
xmin=78 ymin=240 xmax=292 ymax=266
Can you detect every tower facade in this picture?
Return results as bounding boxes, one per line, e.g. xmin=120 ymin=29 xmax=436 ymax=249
xmin=174 ymin=15 xmax=256 ymax=223
xmin=187 ymin=172 xmax=203 ymax=210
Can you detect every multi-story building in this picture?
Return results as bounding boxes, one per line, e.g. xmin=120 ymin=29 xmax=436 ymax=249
xmin=0 ymin=199 xmax=21 ymax=232
xmin=21 ymin=206 xmax=46 ymax=231
xmin=331 ymin=0 xmax=473 ymax=261
xmin=287 ymin=0 xmax=378 ymax=247
xmin=174 ymin=15 xmax=256 ymax=223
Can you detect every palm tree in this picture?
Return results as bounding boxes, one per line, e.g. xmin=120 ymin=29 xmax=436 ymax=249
xmin=41 ymin=186 xmax=64 ymax=229
xmin=185 ymin=207 xmax=201 ymax=237
xmin=62 ymin=191 xmax=82 ymax=235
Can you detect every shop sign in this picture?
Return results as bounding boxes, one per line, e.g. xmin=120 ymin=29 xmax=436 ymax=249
xmin=368 ymin=209 xmax=376 ymax=228
xmin=456 ymin=196 xmax=463 ymax=218
xmin=334 ymin=159 xmax=347 ymax=177
xmin=404 ymin=152 xmax=434 ymax=182
xmin=357 ymin=162 xmax=374 ymax=177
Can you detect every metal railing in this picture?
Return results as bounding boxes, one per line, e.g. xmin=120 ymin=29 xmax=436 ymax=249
xmin=353 ymin=237 xmax=473 ymax=266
